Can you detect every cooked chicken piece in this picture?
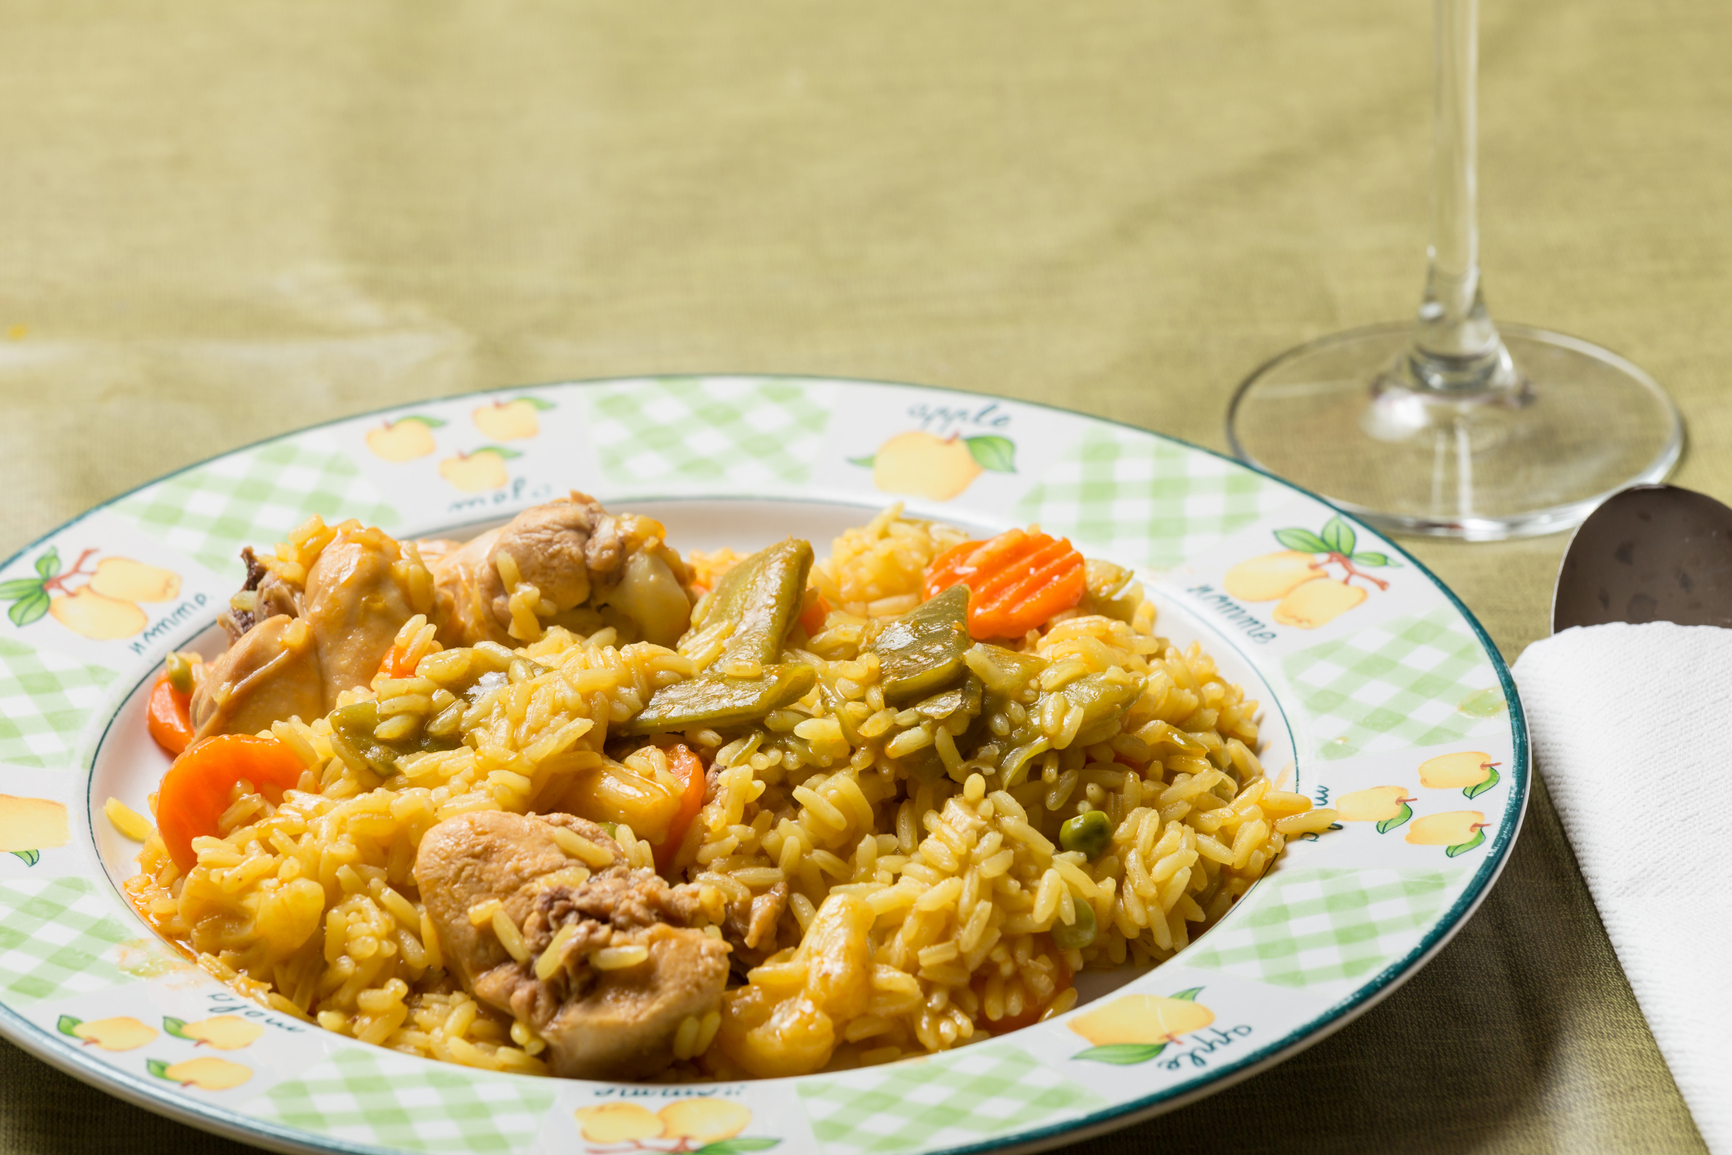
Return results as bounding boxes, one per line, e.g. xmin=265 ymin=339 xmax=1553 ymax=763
xmin=414 ymin=811 xmax=728 ymax=1079
xmin=428 ymin=492 xmax=695 ymax=649
xmin=190 ymin=614 xmax=326 ymax=740
xmin=194 ymin=527 xmax=428 ymax=739
xmin=723 ymin=881 xmax=789 ymax=970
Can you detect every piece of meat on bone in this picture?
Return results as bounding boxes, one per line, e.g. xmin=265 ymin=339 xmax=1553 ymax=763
xmin=193 ymin=527 xmax=427 ymax=741
xmin=413 ymin=811 xmax=728 ymax=1079
xmin=428 ymin=493 xmax=694 ymax=649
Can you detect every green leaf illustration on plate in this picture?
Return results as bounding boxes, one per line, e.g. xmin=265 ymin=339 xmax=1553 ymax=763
xmin=1272 ymin=527 xmax=1330 ymax=554
xmin=964 ymin=435 xmax=1016 ymax=473
xmin=10 ymin=848 xmax=41 ymax=866
xmin=1375 ymin=803 xmax=1414 ymax=834
xmin=3 ymin=548 xmax=61 ymax=627
xmin=1464 ymin=763 xmax=1500 ymax=799
xmin=1319 ymin=516 xmax=1356 ymax=556
xmin=847 ymin=454 xmax=876 ymax=467
xmin=1075 ymin=1042 xmax=1169 ymax=1064
xmin=697 ymin=1140 xmax=781 ymax=1155
xmin=1446 ymin=828 xmax=1487 ymax=857
xmin=163 ymin=1017 xmax=192 ymax=1041
xmin=56 ymin=1015 xmax=82 ymax=1038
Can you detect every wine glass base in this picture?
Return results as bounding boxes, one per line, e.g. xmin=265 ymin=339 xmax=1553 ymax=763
xmin=1226 ymin=323 xmax=1683 ymax=540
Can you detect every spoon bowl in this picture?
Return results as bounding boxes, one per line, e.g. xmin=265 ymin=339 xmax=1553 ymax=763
xmin=1552 ymin=484 xmax=1732 ymax=633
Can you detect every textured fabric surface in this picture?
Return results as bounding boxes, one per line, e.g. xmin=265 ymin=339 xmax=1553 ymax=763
xmin=1514 ymin=625 xmax=1732 ymax=1154
xmin=1 ymin=0 xmax=1722 ymax=1151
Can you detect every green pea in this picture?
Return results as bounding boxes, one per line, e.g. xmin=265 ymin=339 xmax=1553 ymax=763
xmin=164 ymin=651 xmax=195 ymax=696
xmin=1051 ymin=896 xmax=1096 ymax=950
xmin=1059 ymin=809 xmax=1112 ymax=859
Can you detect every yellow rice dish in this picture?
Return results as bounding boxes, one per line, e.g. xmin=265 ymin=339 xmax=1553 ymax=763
xmin=125 ymin=495 xmax=1334 ymax=1081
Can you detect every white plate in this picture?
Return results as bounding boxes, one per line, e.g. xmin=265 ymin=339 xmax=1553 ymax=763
xmin=0 ymin=376 xmax=1526 ymax=1155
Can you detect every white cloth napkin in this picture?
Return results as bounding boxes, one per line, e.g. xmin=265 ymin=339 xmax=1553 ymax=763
xmin=1513 ymin=623 xmax=1732 ymax=1153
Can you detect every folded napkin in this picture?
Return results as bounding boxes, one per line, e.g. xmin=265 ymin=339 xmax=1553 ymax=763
xmin=1514 ymin=623 xmax=1732 ymax=1153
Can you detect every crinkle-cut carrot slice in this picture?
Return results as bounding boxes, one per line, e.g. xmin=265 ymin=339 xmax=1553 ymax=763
xmin=923 ymin=529 xmax=1086 ymax=639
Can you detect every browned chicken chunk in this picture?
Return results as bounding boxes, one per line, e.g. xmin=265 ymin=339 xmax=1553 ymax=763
xmin=413 ymin=811 xmax=729 ymax=1079
xmin=192 ymin=527 xmax=427 ymax=741
xmin=429 ymin=492 xmax=695 ymax=649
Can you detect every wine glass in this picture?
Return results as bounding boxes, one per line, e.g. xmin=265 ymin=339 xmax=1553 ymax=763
xmin=1226 ymin=0 xmax=1681 ymax=540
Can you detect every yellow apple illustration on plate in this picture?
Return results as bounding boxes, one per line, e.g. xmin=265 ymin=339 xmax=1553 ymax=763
xmin=88 ymin=557 xmax=180 ymax=602
xmin=1405 ymin=810 xmax=1489 ymax=857
xmin=57 ymin=1016 xmax=156 ymax=1052
xmin=147 ymin=1056 xmax=252 ymax=1091
xmin=164 ymin=1015 xmax=264 ymax=1050
xmin=1418 ymin=750 xmax=1501 ymax=799
xmin=1223 ymin=550 xmax=1321 ymax=601
xmin=1272 ymin=578 xmax=1368 ymax=629
xmin=1334 ymin=785 xmax=1416 ymax=833
xmin=851 ymin=431 xmax=1016 ymax=501
xmin=1223 ymin=516 xmax=1395 ymax=629
xmin=657 ymin=1099 xmax=752 ymax=1143
xmin=0 ymin=794 xmax=69 ymax=866
xmin=1069 ymin=988 xmax=1214 ymax=1063
xmin=574 ymin=1102 xmax=665 ymax=1143
xmin=440 ymin=445 xmax=521 ymax=492
xmin=473 ymin=396 xmax=553 ymax=440
xmin=365 ymin=414 xmax=444 ymax=461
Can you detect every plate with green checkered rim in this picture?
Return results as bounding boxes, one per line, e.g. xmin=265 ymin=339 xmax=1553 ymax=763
xmin=0 ymin=375 xmax=1526 ymax=1155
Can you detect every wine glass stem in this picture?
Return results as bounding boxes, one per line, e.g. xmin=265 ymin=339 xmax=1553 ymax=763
xmin=1411 ymin=0 xmax=1508 ymax=390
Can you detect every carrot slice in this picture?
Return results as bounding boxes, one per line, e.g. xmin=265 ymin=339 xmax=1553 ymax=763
xmin=923 ymin=529 xmax=1086 ymax=639
xmin=652 ymin=743 xmax=709 ymax=874
xmin=376 ymin=645 xmax=418 ymax=680
xmin=796 ymin=588 xmax=831 ymax=637
xmin=146 ymin=673 xmax=196 ymax=757
xmin=156 ymin=735 xmax=307 ymax=872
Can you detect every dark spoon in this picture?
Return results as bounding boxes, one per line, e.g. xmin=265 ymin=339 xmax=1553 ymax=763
xmin=1551 ymin=484 xmax=1732 ymax=633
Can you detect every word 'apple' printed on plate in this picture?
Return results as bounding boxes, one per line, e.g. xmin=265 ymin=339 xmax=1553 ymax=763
xmin=365 ymin=414 xmax=446 ymax=462
xmin=145 ymin=1056 xmax=252 ymax=1091
xmin=57 ymin=1016 xmax=157 ymax=1052
xmin=1417 ymin=751 xmax=1500 ymax=799
xmin=1068 ymin=987 xmax=1215 ymax=1065
xmin=1334 ymin=786 xmax=1418 ymax=834
xmin=440 ymin=446 xmax=522 ymax=492
xmin=1 ymin=548 xmax=181 ymax=639
xmin=850 ymin=431 xmax=1016 ymax=501
xmin=574 ymin=1098 xmax=777 ymax=1154
xmin=0 ymin=794 xmax=69 ymax=865
xmin=1406 ymin=810 xmax=1489 ymax=857
xmin=1222 ymin=516 xmax=1396 ymax=629
xmin=473 ymin=396 xmax=554 ymax=440
xmin=163 ymin=1015 xmax=265 ymax=1051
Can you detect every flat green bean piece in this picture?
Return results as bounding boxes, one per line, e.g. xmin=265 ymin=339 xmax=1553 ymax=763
xmin=690 ymin=538 xmax=813 ymax=666
xmin=618 ymin=665 xmax=818 ymax=735
xmin=871 ymin=584 xmax=970 ymax=705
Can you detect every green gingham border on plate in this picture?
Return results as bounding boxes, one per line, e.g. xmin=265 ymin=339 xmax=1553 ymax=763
xmin=0 ymin=375 xmax=1527 ymax=1155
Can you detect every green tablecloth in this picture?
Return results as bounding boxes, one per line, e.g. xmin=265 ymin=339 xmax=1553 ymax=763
xmin=0 ymin=1 xmax=1718 ymax=1150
